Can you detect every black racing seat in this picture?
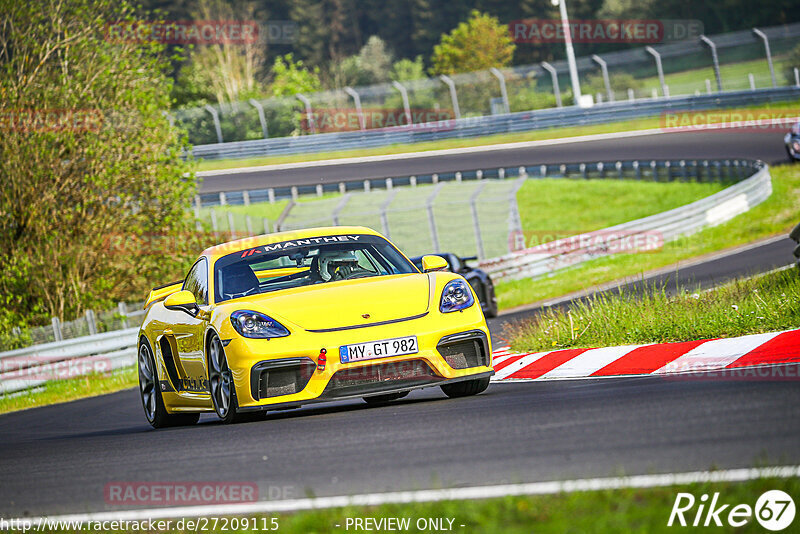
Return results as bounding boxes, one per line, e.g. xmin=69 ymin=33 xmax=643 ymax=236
xmin=221 ymin=263 xmax=260 ymax=298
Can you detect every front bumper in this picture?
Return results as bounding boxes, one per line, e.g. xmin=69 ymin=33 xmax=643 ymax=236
xmin=226 ymin=312 xmax=493 ymax=410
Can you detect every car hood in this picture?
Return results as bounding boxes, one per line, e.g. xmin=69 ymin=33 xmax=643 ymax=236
xmin=229 ymin=273 xmax=431 ymax=331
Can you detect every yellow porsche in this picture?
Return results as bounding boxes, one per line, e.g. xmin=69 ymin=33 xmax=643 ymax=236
xmin=137 ymin=226 xmax=493 ymax=427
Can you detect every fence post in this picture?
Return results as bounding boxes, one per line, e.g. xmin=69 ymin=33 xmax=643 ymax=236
xmin=426 ymin=183 xmax=445 ymax=252
xmin=752 ymin=29 xmax=777 ymax=88
xmin=379 ymin=190 xmax=398 ymax=238
xmin=392 ymin=81 xmax=413 ymax=126
xmin=248 ymin=98 xmax=269 ymax=138
xmin=203 ymin=104 xmax=223 ymax=144
xmin=344 ymin=87 xmax=366 ymax=130
xmin=591 ymin=54 xmax=613 ymax=102
xmin=469 ymin=183 xmax=488 ymax=259
xmin=86 ymin=310 xmax=97 ymax=336
xmin=748 ymin=73 xmax=756 ymax=91
xmin=194 ymin=195 xmax=201 ymax=218
xmin=118 ymin=302 xmax=129 ymax=330
xmin=439 ymin=75 xmax=462 ymax=119
xmin=331 ymin=194 xmax=351 ymax=226
xmin=540 ymin=62 xmax=562 ymax=108
xmin=246 ymin=215 xmax=254 ymax=236
xmin=699 ymin=35 xmax=722 ymax=92
xmin=210 ymin=208 xmax=219 ymax=237
xmin=263 ymin=218 xmax=271 ymax=234
xmin=296 ymin=93 xmax=315 ymax=134
xmin=291 ymin=186 xmax=298 ymax=201
xmin=316 ymin=184 xmax=323 ymax=197
xmin=51 ymin=317 xmax=63 ymax=342
xmin=242 ymin=190 xmax=251 ymax=206
xmin=633 ymin=160 xmax=641 ymax=180
xmin=227 ymin=212 xmax=237 ymax=238
xmin=645 ymin=46 xmax=668 ymax=98
xmin=490 ymin=67 xmax=510 ymax=114
xmin=410 ymin=176 xmax=417 ymax=187
xmin=268 ymin=188 xmax=276 ymax=203
xmin=508 ymin=177 xmax=526 ymax=253
xmin=219 ymin=191 xmax=227 ymax=206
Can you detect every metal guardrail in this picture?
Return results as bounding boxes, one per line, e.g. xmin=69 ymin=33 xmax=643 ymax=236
xmin=0 ymin=328 xmax=139 ymax=394
xmin=480 ymin=160 xmax=771 ymax=281
xmin=189 ymin=86 xmax=800 ymax=160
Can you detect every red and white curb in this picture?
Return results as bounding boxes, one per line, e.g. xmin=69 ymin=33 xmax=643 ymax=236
xmin=490 ymin=329 xmax=800 ymax=381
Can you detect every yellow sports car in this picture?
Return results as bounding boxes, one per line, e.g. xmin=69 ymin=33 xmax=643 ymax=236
xmin=137 ymin=226 xmax=494 ymax=427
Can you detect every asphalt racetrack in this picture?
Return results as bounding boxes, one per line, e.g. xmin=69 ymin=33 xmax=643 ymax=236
xmin=0 ymin=128 xmax=797 ymax=517
xmin=197 ymin=127 xmax=791 ymax=193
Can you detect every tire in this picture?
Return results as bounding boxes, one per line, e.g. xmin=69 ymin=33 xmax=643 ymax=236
xmin=138 ymin=337 xmax=200 ymax=429
xmin=440 ymin=377 xmax=490 ymax=398
xmin=483 ymin=281 xmax=498 ymax=318
xmin=363 ymin=391 xmax=409 ymax=405
xmin=207 ymin=332 xmax=249 ymax=424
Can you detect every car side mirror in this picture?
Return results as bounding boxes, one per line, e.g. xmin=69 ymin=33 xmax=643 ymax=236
xmin=164 ymin=290 xmax=200 ymax=317
xmin=421 ymin=255 xmax=448 ymax=273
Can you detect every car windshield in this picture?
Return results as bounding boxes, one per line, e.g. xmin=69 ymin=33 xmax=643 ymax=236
xmin=213 ymin=234 xmax=417 ymax=302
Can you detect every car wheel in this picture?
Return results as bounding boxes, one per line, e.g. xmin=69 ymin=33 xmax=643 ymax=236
xmin=207 ymin=333 xmax=248 ymax=424
xmin=483 ymin=281 xmax=498 ymax=318
xmin=363 ymin=391 xmax=409 ymax=405
xmin=440 ymin=377 xmax=490 ymax=398
xmin=138 ymin=337 xmax=199 ymax=429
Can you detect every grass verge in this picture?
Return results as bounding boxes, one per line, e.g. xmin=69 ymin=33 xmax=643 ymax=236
xmin=0 ymin=368 xmax=137 ymax=415
xmin=195 ymin=100 xmax=800 ymax=172
xmin=36 ymin=476 xmax=799 ymax=533
xmin=497 ymin=163 xmax=800 ymax=311
xmin=507 ymin=267 xmax=800 ymax=353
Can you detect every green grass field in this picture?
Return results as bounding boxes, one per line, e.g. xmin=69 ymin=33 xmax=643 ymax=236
xmin=496 ymin=164 xmax=800 ymax=311
xmin=508 ymin=266 xmax=799 ymax=352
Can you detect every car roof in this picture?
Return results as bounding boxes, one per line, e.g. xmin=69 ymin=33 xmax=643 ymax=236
xmin=200 ymin=226 xmax=383 ymax=260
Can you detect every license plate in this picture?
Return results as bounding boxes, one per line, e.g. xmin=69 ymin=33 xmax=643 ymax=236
xmin=340 ymin=336 xmax=418 ymax=363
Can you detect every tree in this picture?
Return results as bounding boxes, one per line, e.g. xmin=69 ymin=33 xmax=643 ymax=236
xmin=172 ymin=0 xmax=265 ymax=107
xmin=0 ymin=0 xmax=198 ymax=334
xmin=431 ymin=10 xmax=516 ymax=75
xmin=269 ymin=54 xmax=322 ymax=97
xmin=391 ymin=56 xmax=426 ymax=81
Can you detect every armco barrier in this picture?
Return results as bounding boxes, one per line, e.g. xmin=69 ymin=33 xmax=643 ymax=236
xmin=190 ymin=86 xmax=800 ymax=160
xmin=479 ymin=161 xmax=771 ymax=281
xmin=0 ymin=328 xmax=139 ymax=394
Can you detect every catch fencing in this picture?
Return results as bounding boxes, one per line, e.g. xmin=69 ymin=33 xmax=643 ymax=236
xmin=175 ymin=22 xmax=800 ymax=159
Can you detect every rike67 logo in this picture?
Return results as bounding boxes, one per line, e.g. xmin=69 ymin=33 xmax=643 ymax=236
xmin=668 ymin=490 xmax=795 ymax=530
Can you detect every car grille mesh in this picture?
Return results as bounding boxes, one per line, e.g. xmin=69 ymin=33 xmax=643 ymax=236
xmin=257 ymin=362 xmax=315 ymax=399
xmin=439 ymin=339 xmax=487 ymax=369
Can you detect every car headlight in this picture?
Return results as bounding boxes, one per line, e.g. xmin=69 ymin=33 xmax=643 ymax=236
xmin=230 ymin=310 xmax=290 ymax=339
xmin=440 ymin=279 xmax=475 ymax=313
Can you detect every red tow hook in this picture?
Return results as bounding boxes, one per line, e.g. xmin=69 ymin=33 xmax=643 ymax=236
xmin=317 ymin=348 xmax=327 ymax=371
